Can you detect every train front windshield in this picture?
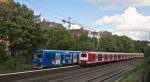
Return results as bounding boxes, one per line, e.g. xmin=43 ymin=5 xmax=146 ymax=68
xmin=34 ymin=52 xmax=42 ymax=59
xmin=81 ymin=54 xmax=87 ymax=57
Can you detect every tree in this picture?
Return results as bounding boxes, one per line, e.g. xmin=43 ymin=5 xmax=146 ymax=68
xmin=0 ymin=1 xmax=47 ymax=63
xmin=98 ymin=34 xmax=136 ymax=52
xmin=76 ymin=34 xmax=95 ymax=51
xmin=134 ymin=41 xmax=148 ymax=53
xmin=43 ymin=27 xmax=74 ymax=50
xmin=144 ymin=46 xmax=150 ymax=82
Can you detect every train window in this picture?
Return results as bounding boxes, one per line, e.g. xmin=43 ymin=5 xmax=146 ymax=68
xmin=36 ymin=53 xmax=42 ymax=59
xmin=81 ymin=54 xmax=86 ymax=57
xmin=95 ymin=54 xmax=98 ymax=59
xmin=61 ymin=55 xmax=65 ymax=60
xmin=49 ymin=54 xmax=55 ymax=60
xmin=55 ymin=53 xmax=60 ymax=60
xmin=65 ymin=55 xmax=71 ymax=59
xmin=73 ymin=54 xmax=77 ymax=59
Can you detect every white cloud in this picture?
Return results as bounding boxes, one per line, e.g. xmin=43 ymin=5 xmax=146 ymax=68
xmin=89 ymin=0 xmax=150 ymax=8
xmin=95 ymin=7 xmax=150 ymax=40
xmin=113 ymin=31 xmax=149 ymax=40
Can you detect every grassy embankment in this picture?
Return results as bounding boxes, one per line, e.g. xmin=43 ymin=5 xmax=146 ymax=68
xmin=118 ymin=47 xmax=150 ymax=82
xmin=117 ymin=65 xmax=144 ymax=82
xmin=0 ymin=58 xmax=33 ymax=74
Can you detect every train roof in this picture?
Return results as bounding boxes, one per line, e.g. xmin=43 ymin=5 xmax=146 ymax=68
xmin=34 ymin=50 xmax=81 ymax=54
xmin=66 ymin=51 xmax=81 ymax=53
xmin=34 ymin=50 xmax=65 ymax=53
xmin=86 ymin=51 xmax=143 ymax=55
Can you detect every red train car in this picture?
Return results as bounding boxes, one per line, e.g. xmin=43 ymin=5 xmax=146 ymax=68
xmin=79 ymin=51 xmax=144 ymax=65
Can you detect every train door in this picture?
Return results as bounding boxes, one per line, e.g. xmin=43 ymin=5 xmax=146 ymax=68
xmin=61 ymin=54 xmax=65 ymax=64
xmin=116 ymin=54 xmax=118 ymax=60
xmin=112 ymin=54 xmax=114 ymax=60
xmin=55 ymin=53 xmax=61 ymax=65
xmin=118 ymin=54 xmax=121 ymax=60
xmin=122 ymin=54 xmax=124 ymax=59
xmin=110 ymin=55 xmax=112 ymax=61
xmin=95 ymin=54 xmax=98 ymax=62
xmin=124 ymin=54 xmax=127 ymax=59
xmin=77 ymin=53 xmax=79 ymax=63
xmin=98 ymin=54 xmax=102 ymax=62
xmin=70 ymin=53 xmax=73 ymax=64
xmin=106 ymin=54 xmax=109 ymax=61
xmin=104 ymin=54 xmax=107 ymax=61
xmin=73 ymin=53 xmax=78 ymax=63
xmin=102 ymin=54 xmax=105 ymax=61
xmin=107 ymin=55 xmax=109 ymax=61
xmin=124 ymin=54 xmax=126 ymax=59
xmin=65 ymin=54 xmax=72 ymax=64
xmin=114 ymin=54 xmax=116 ymax=60
xmin=68 ymin=54 xmax=72 ymax=64
xmin=69 ymin=53 xmax=73 ymax=63
xmin=49 ymin=53 xmax=55 ymax=64
xmin=43 ymin=52 xmax=53 ymax=65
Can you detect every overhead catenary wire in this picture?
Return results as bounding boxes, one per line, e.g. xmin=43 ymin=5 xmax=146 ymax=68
xmin=69 ymin=17 xmax=97 ymax=31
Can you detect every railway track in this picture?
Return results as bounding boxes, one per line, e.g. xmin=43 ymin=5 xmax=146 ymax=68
xmin=0 ymin=59 xmax=143 ymax=82
xmin=85 ymin=64 xmax=135 ymax=82
xmin=51 ymin=60 xmax=140 ymax=82
xmin=0 ymin=65 xmax=81 ymax=82
xmin=52 ymin=61 xmax=129 ymax=82
xmin=14 ymin=61 xmax=120 ymax=82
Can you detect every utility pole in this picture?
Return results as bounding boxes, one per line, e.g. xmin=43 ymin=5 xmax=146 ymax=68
xmin=68 ymin=17 xmax=71 ymax=29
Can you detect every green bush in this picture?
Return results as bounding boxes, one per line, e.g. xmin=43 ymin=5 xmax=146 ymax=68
xmin=144 ymin=46 xmax=150 ymax=82
xmin=3 ymin=58 xmax=17 ymax=70
xmin=0 ymin=57 xmax=32 ymax=73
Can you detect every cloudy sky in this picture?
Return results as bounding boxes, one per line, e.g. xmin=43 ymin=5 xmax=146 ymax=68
xmin=15 ymin=0 xmax=150 ymax=41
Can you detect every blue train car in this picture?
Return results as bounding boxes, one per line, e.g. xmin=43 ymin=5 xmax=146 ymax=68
xmin=32 ymin=50 xmax=80 ymax=69
xmin=66 ymin=51 xmax=80 ymax=63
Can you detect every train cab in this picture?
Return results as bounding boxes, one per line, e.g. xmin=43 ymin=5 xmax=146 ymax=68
xmin=33 ymin=50 xmax=81 ymax=69
xmin=33 ymin=50 xmax=66 ymax=69
xmin=79 ymin=52 xmax=88 ymax=65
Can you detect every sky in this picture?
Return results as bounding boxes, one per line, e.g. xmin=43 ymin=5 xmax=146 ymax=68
xmin=15 ymin=0 xmax=150 ymax=41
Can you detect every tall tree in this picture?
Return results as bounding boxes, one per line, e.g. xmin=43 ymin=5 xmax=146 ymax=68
xmin=0 ymin=1 xmax=46 ymax=62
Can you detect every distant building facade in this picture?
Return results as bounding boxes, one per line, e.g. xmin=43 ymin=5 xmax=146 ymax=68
xmin=0 ymin=0 xmax=10 ymax=4
xmin=88 ymin=31 xmax=100 ymax=39
xmin=99 ymin=31 xmax=112 ymax=38
xmin=63 ymin=22 xmax=113 ymax=39
xmin=63 ymin=21 xmax=112 ymax=39
xmin=41 ymin=19 xmax=56 ymax=28
xmin=70 ymin=28 xmax=89 ymax=38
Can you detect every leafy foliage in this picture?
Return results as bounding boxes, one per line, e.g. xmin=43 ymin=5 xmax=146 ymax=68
xmin=143 ymin=46 xmax=150 ymax=82
xmin=0 ymin=1 xmax=47 ymax=62
xmin=99 ymin=35 xmax=138 ymax=52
